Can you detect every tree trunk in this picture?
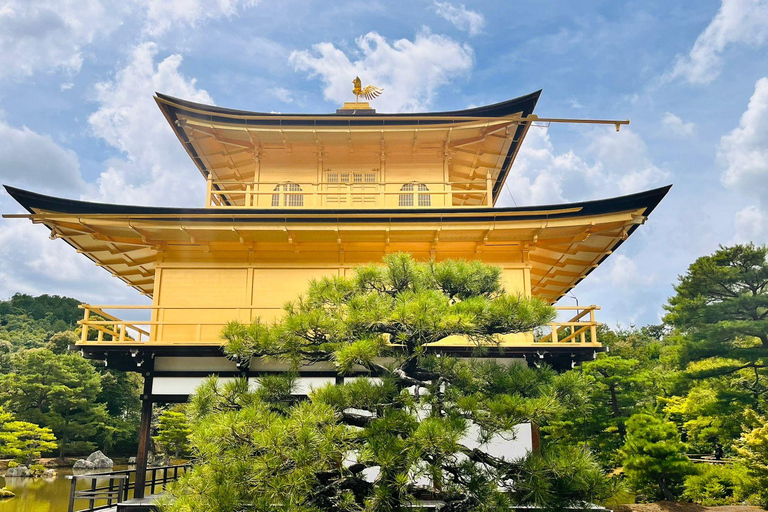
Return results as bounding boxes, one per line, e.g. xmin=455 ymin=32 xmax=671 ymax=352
xmin=658 ymin=476 xmax=675 ymax=501
xmin=609 ymin=383 xmax=626 ymax=437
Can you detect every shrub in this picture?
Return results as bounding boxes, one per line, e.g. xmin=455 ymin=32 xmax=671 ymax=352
xmin=29 ymin=464 xmax=46 ymax=477
xmin=683 ymin=465 xmax=748 ymax=506
xmin=6 ymin=461 xmax=18 ymax=468
xmin=621 ymin=413 xmax=695 ymax=501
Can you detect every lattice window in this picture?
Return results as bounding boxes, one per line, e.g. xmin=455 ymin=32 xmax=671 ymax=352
xmin=398 ymin=183 xmax=431 ymax=207
xmin=271 ymin=183 xmax=304 ymax=207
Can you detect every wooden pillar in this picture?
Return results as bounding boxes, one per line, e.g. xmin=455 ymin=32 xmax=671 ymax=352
xmin=531 ymin=422 xmax=541 ymax=453
xmin=134 ymin=374 xmax=153 ymax=499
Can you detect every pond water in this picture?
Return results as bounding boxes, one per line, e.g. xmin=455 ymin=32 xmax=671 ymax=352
xmin=0 ymin=466 xmax=134 ymax=512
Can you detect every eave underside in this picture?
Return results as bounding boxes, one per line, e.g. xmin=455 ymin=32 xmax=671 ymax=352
xmin=4 ymin=185 xmax=671 ymax=302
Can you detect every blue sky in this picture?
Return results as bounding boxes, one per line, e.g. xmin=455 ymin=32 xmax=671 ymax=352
xmin=1 ymin=0 xmax=767 ymax=327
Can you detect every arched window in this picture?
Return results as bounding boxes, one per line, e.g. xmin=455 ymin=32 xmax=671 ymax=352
xmin=398 ymin=183 xmax=431 ymax=207
xmin=272 ymin=183 xmax=304 ymax=207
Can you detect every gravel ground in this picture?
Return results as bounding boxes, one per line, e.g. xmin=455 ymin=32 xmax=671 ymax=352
xmin=613 ymin=502 xmax=766 ymax=512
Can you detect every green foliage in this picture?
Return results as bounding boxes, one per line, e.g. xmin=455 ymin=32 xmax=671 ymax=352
xmin=28 ymin=463 xmax=46 ymax=476
xmin=0 ymin=348 xmax=110 ymax=456
xmin=46 ymin=331 xmax=78 ymax=354
xmin=621 ymin=413 xmax=695 ymax=501
xmin=734 ymin=409 xmax=768 ymax=506
xmin=683 ymin=464 xmax=751 ymax=506
xmin=0 ymin=406 xmax=57 ymax=464
xmin=155 ymin=409 xmax=192 ymax=458
xmin=665 ymin=243 xmax=768 ymax=352
xmin=0 ymin=293 xmax=82 ymax=350
xmin=0 ymin=293 xmax=143 ymax=456
xmin=164 ymin=255 xmax=612 ymax=512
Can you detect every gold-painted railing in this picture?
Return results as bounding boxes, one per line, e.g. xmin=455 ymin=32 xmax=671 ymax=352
xmin=79 ymin=304 xmax=600 ymax=346
xmin=535 ymin=305 xmax=601 ymax=343
xmin=204 ymin=178 xmax=495 ymax=208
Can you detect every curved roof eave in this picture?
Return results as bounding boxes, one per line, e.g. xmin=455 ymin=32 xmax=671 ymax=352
xmin=3 ymin=184 xmax=671 ymax=222
xmin=154 ymin=90 xmax=542 ymax=120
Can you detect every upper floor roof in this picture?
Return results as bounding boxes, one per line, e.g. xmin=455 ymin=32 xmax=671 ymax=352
xmin=155 ymin=91 xmax=542 ymax=208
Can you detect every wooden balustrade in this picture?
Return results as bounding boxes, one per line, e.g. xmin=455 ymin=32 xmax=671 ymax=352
xmin=535 ymin=305 xmax=601 ymax=344
xmin=205 ymin=179 xmax=494 ymax=208
xmin=78 ymin=305 xmax=600 ymax=346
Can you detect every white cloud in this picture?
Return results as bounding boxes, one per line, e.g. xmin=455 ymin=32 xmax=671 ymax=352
xmin=595 ymin=254 xmax=656 ymax=290
xmin=0 ymin=121 xmax=85 ymax=194
xmin=661 ymin=112 xmax=696 ymax=137
xmin=269 ymin=87 xmax=293 ymax=103
xmin=140 ymin=0 xmax=260 ymax=37
xmin=0 ymin=123 xmax=129 ymax=304
xmin=670 ymin=0 xmax=768 ymax=84
xmin=0 ymin=0 xmax=122 ymax=80
xmin=499 ymin=127 xmax=669 ymax=207
xmin=433 ymin=1 xmax=485 ymax=36
xmin=289 ymin=30 xmax=473 ymax=113
xmin=719 ymin=77 xmax=768 ymax=244
xmin=88 ymin=42 xmax=214 ymax=206
xmin=732 ymin=205 xmax=768 ymax=243
xmin=719 ymin=77 xmax=768 ymax=201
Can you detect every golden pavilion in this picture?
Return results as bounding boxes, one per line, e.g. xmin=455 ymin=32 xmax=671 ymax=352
xmin=4 ymin=89 xmax=669 ymax=491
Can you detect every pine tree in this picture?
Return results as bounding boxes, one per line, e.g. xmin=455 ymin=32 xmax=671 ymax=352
xmin=621 ymin=413 xmax=694 ymax=501
xmin=155 ymin=409 xmax=192 ymax=458
xmin=163 ymin=255 xmax=613 ymax=512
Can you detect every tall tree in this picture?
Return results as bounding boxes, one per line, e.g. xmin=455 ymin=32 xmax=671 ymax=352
xmin=164 ymin=255 xmax=613 ymax=512
xmin=0 ymin=349 xmax=110 ymax=456
xmin=665 ymin=243 xmax=768 ymax=355
xmin=664 ymin=244 xmax=768 ymax=453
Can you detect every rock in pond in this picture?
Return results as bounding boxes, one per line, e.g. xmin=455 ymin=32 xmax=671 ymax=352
xmin=0 ymin=487 xmax=15 ymax=498
xmin=128 ymin=456 xmax=137 ymax=464
xmin=4 ymin=465 xmax=32 ymax=477
xmin=73 ymin=460 xmax=96 ymax=469
xmin=85 ymin=450 xmax=114 ymax=469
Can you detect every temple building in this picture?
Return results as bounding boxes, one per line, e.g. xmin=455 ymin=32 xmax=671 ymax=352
xmin=3 ymin=89 xmax=669 ymax=498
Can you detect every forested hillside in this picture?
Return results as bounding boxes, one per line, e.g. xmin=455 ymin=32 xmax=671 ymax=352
xmin=0 ymin=294 xmax=142 ymax=459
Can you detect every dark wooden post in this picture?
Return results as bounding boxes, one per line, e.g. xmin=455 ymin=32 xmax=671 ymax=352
xmin=531 ymin=422 xmax=541 ymax=453
xmin=134 ymin=373 xmax=153 ymax=499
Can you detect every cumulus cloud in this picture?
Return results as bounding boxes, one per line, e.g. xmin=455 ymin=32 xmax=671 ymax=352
xmin=670 ymin=0 xmax=768 ymax=84
xmin=139 ymin=0 xmax=260 ymax=37
xmin=269 ymin=87 xmax=293 ymax=103
xmin=732 ymin=205 xmax=768 ymax=243
xmin=0 ymin=0 xmax=122 ymax=80
xmin=0 ymin=121 xmax=85 ymax=194
xmin=289 ymin=30 xmax=473 ymax=112
xmin=0 ymin=125 xmax=83 ymax=194
xmin=0 ymin=122 xmax=128 ymax=303
xmin=719 ymin=77 xmax=768 ymax=202
xmin=433 ymin=1 xmax=485 ymax=36
xmin=88 ymin=42 xmax=214 ymax=206
xmin=661 ymin=112 xmax=696 ymax=137
xmin=498 ymin=127 xmax=669 ymax=207
xmin=595 ymin=254 xmax=656 ymax=290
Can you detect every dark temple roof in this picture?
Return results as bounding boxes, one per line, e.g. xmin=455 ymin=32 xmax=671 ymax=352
xmin=4 ymin=184 xmax=670 ymax=224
